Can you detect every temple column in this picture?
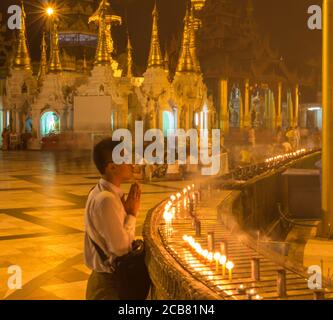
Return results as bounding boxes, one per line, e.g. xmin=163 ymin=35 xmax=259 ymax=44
xmin=189 ymin=105 xmax=194 ymax=130
xmin=322 ymin=0 xmax=333 ymax=232
xmin=219 ymin=79 xmax=229 ymax=134
xmin=13 ymin=108 xmax=20 ymax=134
xmin=243 ymin=79 xmax=251 ymax=128
xmin=292 ymin=84 xmax=300 ymax=128
xmin=287 ymin=89 xmax=294 ymax=128
xmin=275 ymin=82 xmax=283 ymax=129
xmin=268 ymin=90 xmax=275 ymax=130
xmin=11 ymin=109 xmax=16 ymax=132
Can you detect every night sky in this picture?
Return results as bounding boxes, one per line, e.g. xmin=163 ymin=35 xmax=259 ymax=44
xmin=0 ymin=0 xmax=322 ymax=69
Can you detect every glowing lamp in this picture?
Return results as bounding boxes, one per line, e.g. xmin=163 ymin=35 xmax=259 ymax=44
xmin=46 ymin=7 xmax=54 ymax=16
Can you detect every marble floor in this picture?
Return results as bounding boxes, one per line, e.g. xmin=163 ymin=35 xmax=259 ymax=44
xmin=0 ymin=150 xmax=189 ymax=300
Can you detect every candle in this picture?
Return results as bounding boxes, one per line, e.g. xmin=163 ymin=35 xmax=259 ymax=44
xmin=226 ymin=261 xmax=234 ymax=281
xmin=237 ymin=284 xmax=246 ymax=294
xmin=163 ymin=211 xmax=172 ymax=222
xmin=196 ymin=245 xmax=203 ymax=259
xmin=200 ymin=249 xmax=208 ymax=263
xmin=247 ymin=288 xmax=256 ymax=300
xmin=207 ymin=252 xmax=213 ymax=266
xmin=220 ymin=255 xmax=227 ymax=276
xmin=194 ymin=243 xmax=202 ymax=256
xmin=214 ymin=252 xmax=221 ymax=272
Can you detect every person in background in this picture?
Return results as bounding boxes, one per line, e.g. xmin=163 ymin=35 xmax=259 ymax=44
xmin=84 ymin=138 xmax=141 ymax=300
xmin=282 ymin=137 xmax=293 ymax=153
xmin=286 ymin=127 xmax=296 ymax=150
xmin=1 ymin=127 xmax=10 ymax=151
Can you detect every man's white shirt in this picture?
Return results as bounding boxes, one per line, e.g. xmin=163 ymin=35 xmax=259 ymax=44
xmin=84 ymin=178 xmax=136 ymax=273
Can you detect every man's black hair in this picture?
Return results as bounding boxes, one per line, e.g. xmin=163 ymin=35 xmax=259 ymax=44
xmin=93 ymin=138 xmax=122 ymax=175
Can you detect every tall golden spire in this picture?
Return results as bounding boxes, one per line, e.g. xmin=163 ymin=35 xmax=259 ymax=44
xmin=13 ymin=1 xmax=31 ymax=71
xmin=127 ymin=34 xmax=133 ymax=77
xmin=94 ymin=2 xmax=110 ymax=66
xmin=147 ymin=3 xmax=163 ymax=68
xmin=48 ymin=18 xmax=62 ymax=73
xmin=189 ymin=5 xmax=201 ymax=73
xmin=176 ymin=4 xmax=195 ymax=73
xmin=37 ymin=32 xmax=47 ymax=83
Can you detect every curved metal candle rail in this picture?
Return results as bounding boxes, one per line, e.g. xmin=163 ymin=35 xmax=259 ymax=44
xmin=143 ymin=148 xmax=323 ymax=300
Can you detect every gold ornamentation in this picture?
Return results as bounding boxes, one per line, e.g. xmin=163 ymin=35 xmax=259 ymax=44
xmin=147 ymin=3 xmax=163 ymax=68
xmin=13 ymin=1 xmax=31 ymax=71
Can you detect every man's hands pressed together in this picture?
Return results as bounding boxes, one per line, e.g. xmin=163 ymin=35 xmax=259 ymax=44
xmin=122 ymin=183 xmax=141 ymax=217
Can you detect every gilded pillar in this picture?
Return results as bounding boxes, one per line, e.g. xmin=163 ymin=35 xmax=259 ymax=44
xmin=293 ymin=84 xmax=300 ymax=128
xmin=275 ymin=82 xmax=283 ymax=129
xmin=219 ymin=79 xmax=229 ymax=134
xmin=322 ymin=0 xmax=333 ymax=231
xmin=243 ymin=79 xmax=251 ymax=128
xmin=287 ymin=89 xmax=294 ymax=128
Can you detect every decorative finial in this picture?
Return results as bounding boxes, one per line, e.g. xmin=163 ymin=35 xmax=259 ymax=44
xmin=94 ymin=3 xmax=110 ymax=66
xmin=48 ymin=17 xmax=62 ymax=73
xmin=127 ymin=33 xmax=133 ymax=77
xmin=147 ymin=2 xmax=163 ymax=68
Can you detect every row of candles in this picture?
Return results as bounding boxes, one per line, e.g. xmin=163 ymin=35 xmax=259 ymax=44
xmin=183 ymin=235 xmax=234 ymax=280
xmin=163 ymin=186 xmax=263 ymax=300
xmin=163 ymin=184 xmax=200 ymax=223
xmin=265 ymin=148 xmax=306 ymax=164
xmin=182 ymin=235 xmax=263 ymax=300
